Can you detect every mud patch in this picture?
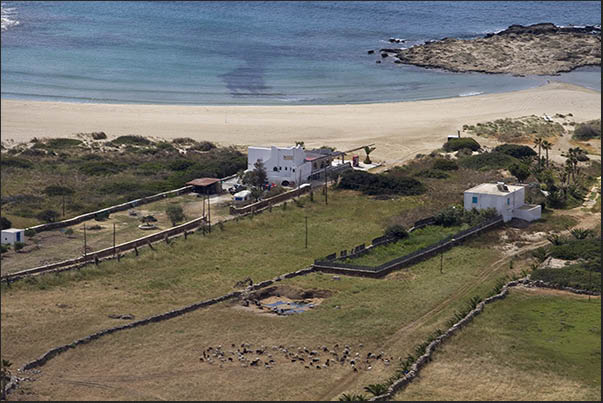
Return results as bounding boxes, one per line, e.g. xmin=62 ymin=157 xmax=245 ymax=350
xmin=237 ymin=285 xmax=332 ymax=316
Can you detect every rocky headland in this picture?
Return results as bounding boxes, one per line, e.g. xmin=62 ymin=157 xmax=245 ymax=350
xmin=380 ymin=23 xmax=601 ymax=76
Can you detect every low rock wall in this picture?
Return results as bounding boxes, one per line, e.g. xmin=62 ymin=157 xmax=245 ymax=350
xmin=27 ymin=186 xmax=194 ymax=233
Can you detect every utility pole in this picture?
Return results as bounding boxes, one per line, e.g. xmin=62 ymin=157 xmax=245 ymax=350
xmin=324 ymin=166 xmax=328 ymax=205
xmin=83 ymin=224 xmax=87 ymax=257
xmin=113 ymin=223 xmax=116 ymax=258
xmin=62 ymin=195 xmax=65 ymax=218
xmin=440 ymin=251 xmax=443 ymax=274
xmin=305 ymin=216 xmax=308 ymax=249
xmin=208 ymin=194 xmax=211 ymax=233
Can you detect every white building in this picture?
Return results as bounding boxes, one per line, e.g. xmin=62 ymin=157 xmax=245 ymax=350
xmin=1 ymin=228 xmax=25 ymax=245
xmin=233 ymin=190 xmax=252 ymax=205
xmin=247 ymin=145 xmax=335 ymax=187
xmin=464 ymin=182 xmax=541 ymax=222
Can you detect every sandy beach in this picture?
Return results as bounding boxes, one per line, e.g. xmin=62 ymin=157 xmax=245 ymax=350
xmin=1 ymin=82 xmax=600 ymax=164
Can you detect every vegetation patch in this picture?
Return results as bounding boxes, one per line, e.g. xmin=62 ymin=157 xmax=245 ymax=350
xmin=336 ymin=170 xmax=426 ymax=196
xmin=400 ymin=289 xmax=601 ymax=401
xmin=463 ymin=115 xmax=565 ymax=142
xmin=459 ymin=151 xmax=519 ymax=170
xmin=442 ymin=138 xmax=480 ymax=152
xmin=531 ymin=265 xmax=601 ymax=293
xmin=106 ymin=135 xmax=151 ymax=146
xmin=573 ymin=119 xmax=601 ymax=141
xmin=493 ymin=144 xmax=537 ymax=159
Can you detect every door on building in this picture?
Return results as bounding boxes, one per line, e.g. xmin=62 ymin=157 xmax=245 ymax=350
xmin=16 ymin=232 xmax=21 ymax=242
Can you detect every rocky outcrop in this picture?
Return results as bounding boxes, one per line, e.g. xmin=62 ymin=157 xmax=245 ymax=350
xmin=387 ymin=23 xmax=601 ymax=76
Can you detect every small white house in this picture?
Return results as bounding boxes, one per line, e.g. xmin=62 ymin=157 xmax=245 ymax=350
xmin=1 ymin=228 xmax=25 ymax=245
xmin=464 ymin=182 xmax=541 ymax=222
xmin=247 ymin=145 xmax=338 ymax=187
xmin=233 ymin=190 xmax=252 ymax=205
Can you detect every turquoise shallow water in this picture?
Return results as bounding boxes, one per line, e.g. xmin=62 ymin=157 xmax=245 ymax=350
xmin=1 ymin=1 xmax=600 ymax=105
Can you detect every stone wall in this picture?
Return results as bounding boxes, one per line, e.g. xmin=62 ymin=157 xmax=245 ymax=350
xmin=314 ymin=216 xmax=504 ymax=278
xmin=2 ymin=217 xmax=204 ymax=282
xmin=229 ymin=185 xmax=312 ymax=215
xmin=367 ymin=277 xmax=598 ymax=401
xmin=27 ymin=186 xmax=194 ymax=233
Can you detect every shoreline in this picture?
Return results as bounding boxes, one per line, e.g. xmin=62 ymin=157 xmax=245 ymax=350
xmin=2 ymin=81 xmax=601 ymax=164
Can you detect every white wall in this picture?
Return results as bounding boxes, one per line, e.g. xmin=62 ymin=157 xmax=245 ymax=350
xmin=464 ymin=188 xmax=525 ymax=222
xmin=248 ymin=145 xmax=312 ymax=186
xmin=1 ymin=230 xmax=25 ymax=245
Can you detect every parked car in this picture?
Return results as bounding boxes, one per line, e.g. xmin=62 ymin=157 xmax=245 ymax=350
xmin=228 ymin=184 xmax=247 ymax=195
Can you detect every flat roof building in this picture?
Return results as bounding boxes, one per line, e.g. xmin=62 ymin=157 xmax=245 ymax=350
xmin=464 ymin=182 xmax=541 ymax=222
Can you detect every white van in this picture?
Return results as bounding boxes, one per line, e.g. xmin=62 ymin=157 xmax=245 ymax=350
xmin=233 ymin=190 xmax=252 ymax=205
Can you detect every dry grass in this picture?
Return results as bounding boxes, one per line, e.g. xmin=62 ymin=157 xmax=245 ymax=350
xmin=0 ymin=193 xmax=230 ymax=275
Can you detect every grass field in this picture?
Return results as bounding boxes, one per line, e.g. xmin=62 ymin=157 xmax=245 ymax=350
xmin=1 ymin=187 xmax=528 ymax=401
xmin=342 ymin=225 xmax=466 ymax=267
xmin=4 ymin=238 xmax=510 ymax=401
xmin=398 ymin=288 xmax=601 ymax=401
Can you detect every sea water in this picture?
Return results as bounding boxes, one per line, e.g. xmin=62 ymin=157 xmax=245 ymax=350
xmin=1 ymin=1 xmax=600 ymax=105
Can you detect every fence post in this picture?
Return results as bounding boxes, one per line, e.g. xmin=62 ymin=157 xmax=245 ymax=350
xmin=134 ymin=246 xmax=139 ymax=256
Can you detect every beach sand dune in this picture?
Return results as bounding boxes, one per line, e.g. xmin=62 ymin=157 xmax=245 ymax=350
xmin=1 ymin=82 xmax=600 ymax=164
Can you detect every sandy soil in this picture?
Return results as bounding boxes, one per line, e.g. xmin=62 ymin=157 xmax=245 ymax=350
xmin=1 ymin=82 xmax=600 ymax=165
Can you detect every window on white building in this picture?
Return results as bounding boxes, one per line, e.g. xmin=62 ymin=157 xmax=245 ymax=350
xmin=472 ymin=196 xmax=478 ymax=203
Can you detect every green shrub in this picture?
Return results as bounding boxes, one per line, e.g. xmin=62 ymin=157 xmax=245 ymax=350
xmin=13 ymin=242 xmax=25 ymax=251
xmin=0 ymin=217 xmax=12 ymax=230
xmin=531 ymin=265 xmax=601 ymax=292
xmin=0 ymin=244 xmax=8 ymax=254
xmin=166 ymin=204 xmax=185 ymax=226
xmin=493 ymin=144 xmax=537 ymax=159
xmin=337 ymin=170 xmax=426 ymax=196
xmin=434 ymin=206 xmax=498 ymax=227
xmin=548 ymin=238 xmax=600 ymax=261
xmin=91 ymin=132 xmax=107 ymax=140
xmin=79 ymin=160 xmax=125 ymax=176
xmin=432 ymin=158 xmax=458 ymax=171
xmin=416 ymin=169 xmax=449 ymax=179
xmin=168 ymin=159 xmax=195 ymax=171
xmin=172 ymin=137 xmax=195 ymax=144
xmin=37 ymin=209 xmax=60 ymax=223
xmin=459 ymin=152 xmax=518 ymax=170
xmin=107 ymin=135 xmax=151 ymax=146
xmin=43 ymin=185 xmax=74 ymax=197
xmin=0 ymin=157 xmax=33 ymax=168
xmin=46 ymin=138 xmax=82 ymax=148
xmin=442 ymin=138 xmax=480 ymax=152
xmin=24 ymin=228 xmax=36 ymax=237
xmin=64 ymin=228 xmax=74 ymax=236
xmin=385 ymin=224 xmax=409 ymax=239
xmin=455 ymin=148 xmax=474 ymax=158
xmin=189 ymin=141 xmax=216 ymax=152
xmin=573 ymin=119 xmax=601 ymax=140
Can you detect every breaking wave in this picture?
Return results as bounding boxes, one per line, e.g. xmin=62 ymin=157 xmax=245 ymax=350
xmin=1 ymin=2 xmax=20 ymax=31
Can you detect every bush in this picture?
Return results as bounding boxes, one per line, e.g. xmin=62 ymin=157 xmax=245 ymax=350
xmin=509 ymin=163 xmax=530 ymax=183
xmin=64 ymin=228 xmax=74 ymax=236
xmin=531 ymin=265 xmax=601 ymax=292
xmin=493 ymin=144 xmax=537 ymax=159
xmin=416 ymin=169 xmax=449 ymax=179
xmin=37 ymin=209 xmax=60 ymax=223
xmin=573 ymin=119 xmax=601 ymax=140
xmin=0 ymin=244 xmax=8 ymax=254
xmin=107 ymin=135 xmax=151 ymax=146
xmin=0 ymin=216 xmax=12 ymax=230
xmin=337 ymin=170 xmax=425 ymax=196
xmin=43 ymin=185 xmax=74 ymax=197
xmin=168 ymin=159 xmax=195 ymax=171
xmin=91 ymin=132 xmax=107 ymax=140
xmin=24 ymin=228 xmax=36 ymax=237
xmin=442 ymin=138 xmax=480 ymax=152
xmin=385 ymin=224 xmax=409 ymax=239
xmin=459 ymin=152 xmax=518 ymax=170
xmin=189 ymin=141 xmax=216 ymax=152
xmin=13 ymin=242 xmax=25 ymax=251
xmin=79 ymin=160 xmax=125 ymax=176
xmin=434 ymin=206 xmax=498 ymax=227
xmin=166 ymin=205 xmax=185 ymax=227
xmin=0 ymin=157 xmax=33 ymax=168
xmin=172 ymin=137 xmax=195 ymax=144
xmin=455 ymin=148 xmax=474 ymax=158
xmin=45 ymin=138 xmax=82 ymax=148
xmin=432 ymin=158 xmax=458 ymax=171
xmin=548 ymin=238 xmax=600 ymax=261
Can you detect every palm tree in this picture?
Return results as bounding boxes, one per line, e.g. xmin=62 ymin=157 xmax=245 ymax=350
xmin=364 ymin=384 xmax=388 ymax=397
xmin=541 ymin=140 xmax=552 ymax=167
xmin=363 ymin=146 xmax=376 ymax=164
xmin=533 ymin=136 xmax=543 ymax=166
